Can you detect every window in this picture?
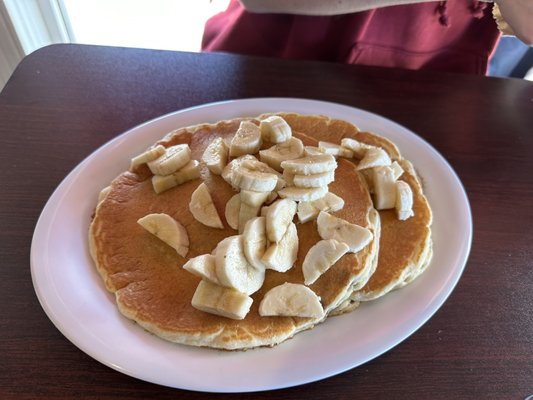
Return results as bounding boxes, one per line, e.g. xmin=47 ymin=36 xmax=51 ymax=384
xmin=61 ymin=0 xmax=230 ymax=52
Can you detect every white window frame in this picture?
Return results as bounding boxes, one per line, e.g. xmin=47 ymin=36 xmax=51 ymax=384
xmin=0 ymin=1 xmax=24 ymax=89
xmin=3 ymin=0 xmax=73 ymax=54
xmin=0 ymin=0 xmax=72 ymax=89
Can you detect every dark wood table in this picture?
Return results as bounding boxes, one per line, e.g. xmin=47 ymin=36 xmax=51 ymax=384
xmin=1 ymin=44 xmax=532 ymax=399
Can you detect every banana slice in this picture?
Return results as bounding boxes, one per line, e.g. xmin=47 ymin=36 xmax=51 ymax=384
xmin=260 ymin=115 xmax=292 ymax=143
xmin=238 ymin=201 xmax=261 ymax=233
xmin=302 ymin=239 xmax=350 ymax=285
xmin=266 ymin=198 xmax=297 ymax=243
xmin=391 ymin=161 xmax=404 ymax=180
xmin=261 ymin=222 xmax=298 ymax=272
xmin=292 ymin=170 xmax=335 ymax=188
xmin=225 ymin=194 xmax=240 ymax=230
xmin=372 ymin=166 xmax=397 ymax=210
xmin=222 ymin=155 xmax=257 ymax=190
xmin=317 ymin=211 xmax=373 ymax=253
xmin=215 ymin=235 xmax=265 ymax=295
xmin=278 ymin=185 xmax=328 ymax=202
xmin=189 ymin=182 xmax=224 ymax=229
xmin=240 ymin=190 xmax=270 ymax=207
xmin=230 ymin=121 xmax=262 ymax=157
xmin=147 ymin=144 xmax=191 ymax=176
xmin=236 ymin=160 xmax=288 ymax=191
xmin=340 ymin=138 xmax=373 ymax=159
xmin=280 ymin=154 xmax=337 ymax=175
xmin=202 ymin=137 xmax=228 ymax=175
xmin=356 ymin=147 xmax=391 ymax=171
xmin=318 ymin=141 xmax=354 ymax=158
xmin=238 ymin=190 xmax=270 ymax=233
xmin=259 ymin=137 xmax=304 ymax=172
xmin=129 ymin=145 xmax=166 ymax=171
xmin=296 ymin=192 xmax=345 ymax=223
xmin=137 ymin=213 xmax=189 ymax=257
xmin=192 ymin=280 xmax=253 ymax=320
xmin=259 ymin=282 xmax=324 ymax=318
xmin=304 ymin=146 xmax=324 ymax=156
xmin=296 ymin=203 xmax=321 ymax=224
xmin=242 ymin=217 xmax=268 ymax=270
xmin=395 ymin=180 xmax=414 ymax=220
xmin=183 ymin=254 xmax=220 ymax=285
xmin=151 ymin=160 xmax=200 ymax=194
xmin=233 ymin=159 xmax=279 ymax=192
xmin=282 ymin=169 xmax=295 ymax=186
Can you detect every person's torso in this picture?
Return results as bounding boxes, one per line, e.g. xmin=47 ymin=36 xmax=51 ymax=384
xmin=202 ymin=0 xmax=501 ymax=74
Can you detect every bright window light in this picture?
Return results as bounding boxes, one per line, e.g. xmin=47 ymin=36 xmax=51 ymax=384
xmin=61 ymin=0 xmax=230 ymax=52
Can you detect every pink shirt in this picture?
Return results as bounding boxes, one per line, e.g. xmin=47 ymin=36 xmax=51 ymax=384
xmin=202 ymin=0 xmax=501 ymax=74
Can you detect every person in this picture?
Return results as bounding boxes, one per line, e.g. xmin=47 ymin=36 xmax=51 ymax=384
xmin=489 ymin=36 xmax=531 ymax=77
xmin=202 ymin=0 xmax=533 ymax=75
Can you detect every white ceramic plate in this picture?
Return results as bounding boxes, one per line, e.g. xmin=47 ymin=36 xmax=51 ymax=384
xmin=31 ymin=98 xmax=472 ymax=393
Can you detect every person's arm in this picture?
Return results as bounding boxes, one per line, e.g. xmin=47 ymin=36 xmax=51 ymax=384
xmin=239 ymin=0 xmax=533 ymax=44
xmin=494 ymin=0 xmax=533 ymax=44
xmin=239 ymin=0 xmax=440 ymax=16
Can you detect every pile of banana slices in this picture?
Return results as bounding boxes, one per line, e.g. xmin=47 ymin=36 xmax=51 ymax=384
xmin=131 ymin=116 xmax=414 ymax=321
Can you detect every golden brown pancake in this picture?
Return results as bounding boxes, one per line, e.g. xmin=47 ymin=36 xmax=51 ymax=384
xmin=351 ymin=159 xmax=432 ymax=300
xmin=89 ymin=117 xmax=379 ymax=350
xmin=264 ymin=113 xmax=433 ymax=302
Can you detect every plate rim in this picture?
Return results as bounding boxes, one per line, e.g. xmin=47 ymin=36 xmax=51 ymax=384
xmin=30 ymin=97 xmax=472 ymax=392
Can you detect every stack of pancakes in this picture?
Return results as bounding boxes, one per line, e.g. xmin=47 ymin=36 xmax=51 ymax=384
xmin=89 ymin=113 xmax=432 ymax=350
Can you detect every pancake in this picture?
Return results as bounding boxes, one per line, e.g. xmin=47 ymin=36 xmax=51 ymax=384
xmin=262 ymin=113 xmax=433 ymax=302
xmin=89 ymin=116 xmax=379 ymax=350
